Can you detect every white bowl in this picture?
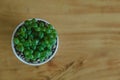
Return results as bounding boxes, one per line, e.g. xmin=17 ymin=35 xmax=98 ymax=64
xmin=11 ymin=18 xmax=59 ymax=66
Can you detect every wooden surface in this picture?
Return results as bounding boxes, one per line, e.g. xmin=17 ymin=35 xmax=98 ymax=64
xmin=1 ymin=0 xmax=120 ymax=80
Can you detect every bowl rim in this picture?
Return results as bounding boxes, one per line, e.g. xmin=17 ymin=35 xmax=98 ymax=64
xmin=11 ymin=18 xmax=59 ymax=66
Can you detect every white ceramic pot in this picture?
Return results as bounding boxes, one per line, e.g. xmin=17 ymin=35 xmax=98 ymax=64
xmin=11 ymin=18 xmax=59 ymax=66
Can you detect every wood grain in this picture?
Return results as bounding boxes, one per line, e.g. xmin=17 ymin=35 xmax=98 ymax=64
xmin=0 ymin=0 xmax=120 ymax=80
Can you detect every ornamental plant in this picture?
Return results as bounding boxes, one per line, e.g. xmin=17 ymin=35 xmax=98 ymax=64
xmin=13 ymin=18 xmax=58 ymax=64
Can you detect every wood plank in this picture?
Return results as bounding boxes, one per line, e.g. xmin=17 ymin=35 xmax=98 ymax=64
xmin=1 ymin=0 xmax=120 ymax=80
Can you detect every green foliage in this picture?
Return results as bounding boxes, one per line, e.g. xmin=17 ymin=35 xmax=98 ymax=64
xmin=14 ymin=18 xmax=57 ymax=62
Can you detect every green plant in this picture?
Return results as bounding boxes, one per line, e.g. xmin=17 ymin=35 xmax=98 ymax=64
xmin=13 ymin=18 xmax=57 ymax=62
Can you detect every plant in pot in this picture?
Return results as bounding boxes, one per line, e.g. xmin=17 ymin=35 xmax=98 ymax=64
xmin=11 ymin=18 xmax=59 ymax=66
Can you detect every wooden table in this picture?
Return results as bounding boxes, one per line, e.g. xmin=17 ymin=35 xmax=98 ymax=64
xmin=1 ymin=0 xmax=120 ymax=80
